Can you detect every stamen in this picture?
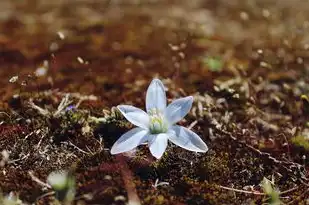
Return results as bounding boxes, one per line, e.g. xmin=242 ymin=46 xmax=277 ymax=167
xmin=149 ymin=108 xmax=168 ymax=134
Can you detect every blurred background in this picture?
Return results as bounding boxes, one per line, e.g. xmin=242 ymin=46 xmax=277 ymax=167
xmin=1 ymin=0 xmax=309 ymax=105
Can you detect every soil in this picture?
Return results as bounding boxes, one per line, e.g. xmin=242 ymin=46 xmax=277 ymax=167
xmin=0 ymin=0 xmax=309 ymax=204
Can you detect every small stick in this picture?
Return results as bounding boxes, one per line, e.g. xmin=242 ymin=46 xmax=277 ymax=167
xmin=36 ymin=191 xmax=55 ymax=201
xmin=188 ymin=120 xmax=198 ymax=130
xmin=219 ymin=184 xmax=300 ymax=196
xmin=8 ymin=153 xmax=30 ymax=164
xmin=279 ymin=186 xmax=300 ymax=195
xmin=218 ymin=185 xmax=265 ymax=196
xmin=278 ymin=133 xmax=291 ymax=161
xmin=67 ymin=141 xmax=90 ymax=155
xmin=35 ymin=129 xmax=47 ymax=150
xmin=116 ymin=155 xmax=141 ymax=205
xmin=28 ymin=171 xmax=51 ymax=189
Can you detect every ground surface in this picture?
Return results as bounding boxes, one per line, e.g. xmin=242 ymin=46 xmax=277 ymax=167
xmin=0 ymin=0 xmax=309 ymax=204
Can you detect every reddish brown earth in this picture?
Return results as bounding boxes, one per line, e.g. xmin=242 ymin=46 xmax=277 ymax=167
xmin=0 ymin=0 xmax=309 ymax=204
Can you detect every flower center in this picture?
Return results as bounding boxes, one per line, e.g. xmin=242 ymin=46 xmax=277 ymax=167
xmin=148 ymin=108 xmax=168 ymax=134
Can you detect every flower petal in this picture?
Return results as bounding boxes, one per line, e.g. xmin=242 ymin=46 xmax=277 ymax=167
xmin=165 ymin=96 xmax=193 ymax=124
xmin=168 ymin=125 xmax=208 ymax=152
xmin=117 ymin=105 xmax=149 ymax=129
xmin=146 ymin=79 xmax=167 ymax=113
xmin=110 ymin=127 xmax=148 ymax=155
xmin=148 ymin=133 xmax=168 ymax=159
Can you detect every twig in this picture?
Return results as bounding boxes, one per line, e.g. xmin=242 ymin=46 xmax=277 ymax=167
xmin=35 ymin=129 xmax=48 ymax=150
xmin=188 ymin=120 xmax=198 ymax=130
xmin=278 ymin=133 xmax=291 ymax=161
xmin=24 ymin=131 xmax=35 ymax=140
xmin=218 ymin=185 xmax=265 ymax=196
xmin=8 ymin=153 xmax=30 ymax=164
xmin=28 ymin=101 xmax=50 ymax=116
xmin=36 ymin=191 xmax=55 ymax=201
xmin=53 ymin=94 xmax=72 ymax=117
xmin=280 ymin=186 xmax=300 ymax=195
xmin=152 ymin=179 xmax=169 ymax=189
xmin=75 ymin=99 xmax=84 ymax=109
xmin=67 ymin=141 xmax=90 ymax=155
xmin=116 ymin=155 xmax=141 ymax=205
xmin=0 ymin=112 xmax=11 ymax=119
xmin=28 ymin=171 xmax=51 ymax=189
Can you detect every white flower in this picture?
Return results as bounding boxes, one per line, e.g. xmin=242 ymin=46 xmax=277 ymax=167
xmin=110 ymin=78 xmax=208 ymax=159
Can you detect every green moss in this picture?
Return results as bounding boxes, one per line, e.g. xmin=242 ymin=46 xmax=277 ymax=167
xmin=198 ymin=151 xmax=230 ymax=183
xmin=261 ymin=177 xmax=282 ymax=205
xmin=143 ymin=194 xmax=167 ymax=205
xmin=202 ymin=56 xmax=224 ymax=72
xmin=291 ymin=135 xmax=309 ymax=150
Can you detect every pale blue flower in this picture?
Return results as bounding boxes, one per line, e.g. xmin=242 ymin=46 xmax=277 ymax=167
xmin=110 ymin=79 xmax=208 ymax=159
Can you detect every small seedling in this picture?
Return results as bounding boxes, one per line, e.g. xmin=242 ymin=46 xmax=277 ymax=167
xmin=0 ymin=191 xmax=22 ymax=205
xmin=47 ymin=170 xmax=76 ymax=204
xmin=261 ymin=177 xmax=282 ymax=205
xmin=202 ymin=56 xmax=224 ymax=72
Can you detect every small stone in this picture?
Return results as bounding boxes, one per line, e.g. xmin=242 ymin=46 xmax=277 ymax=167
xmin=9 ymin=76 xmax=18 ymax=83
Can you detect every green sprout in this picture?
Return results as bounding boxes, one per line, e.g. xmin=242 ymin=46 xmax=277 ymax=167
xmin=202 ymin=56 xmax=224 ymax=72
xmin=0 ymin=191 xmax=22 ymax=205
xmin=291 ymin=135 xmax=309 ymax=150
xmin=261 ymin=177 xmax=282 ymax=205
xmin=47 ymin=170 xmax=76 ymax=204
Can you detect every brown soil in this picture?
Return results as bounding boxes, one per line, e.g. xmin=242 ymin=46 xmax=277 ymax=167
xmin=0 ymin=0 xmax=309 ymax=204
